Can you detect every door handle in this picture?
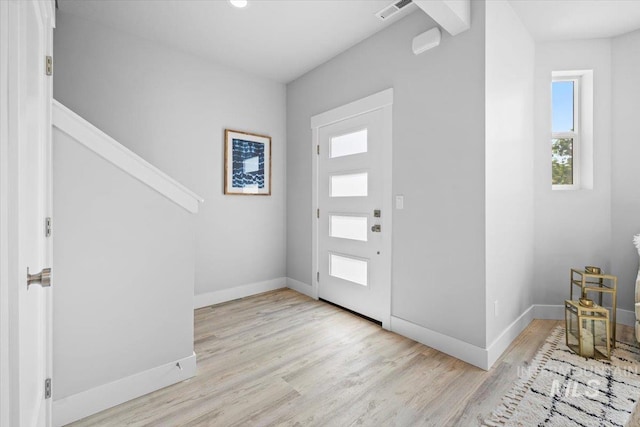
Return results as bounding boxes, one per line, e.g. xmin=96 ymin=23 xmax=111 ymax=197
xmin=371 ymin=224 xmax=381 ymax=232
xmin=27 ymin=267 xmax=51 ymax=289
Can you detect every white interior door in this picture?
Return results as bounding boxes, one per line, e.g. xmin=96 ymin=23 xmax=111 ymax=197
xmin=18 ymin=1 xmax=54 ymax=425
xmin=1 ymin=1 xmax=54 ymax=426
xmin=314 ymin=90 xmax=393 ymax=327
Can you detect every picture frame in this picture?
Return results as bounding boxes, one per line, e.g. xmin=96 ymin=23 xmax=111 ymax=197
xmin=224 ymin=129 xmax=272 ymax=195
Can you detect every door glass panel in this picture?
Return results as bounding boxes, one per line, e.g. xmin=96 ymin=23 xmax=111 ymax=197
xmin=330 ymin=215 xmax=368 ymax=241
xmin=330 ymin=253 xmax=368 ymax=286
xmin=330 ymin=172 xmax=367 ymax=197
xmin=330 ymin=129 xmax=367 ymax=158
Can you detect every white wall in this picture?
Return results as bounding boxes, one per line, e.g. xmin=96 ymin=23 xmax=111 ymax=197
xmin=533 ymin=39 xmax=612 ymax=306
xmin=612 ymin=29 xmax=640 ymax=311
xmin=52 ymin=127 xmax=195 ymax=400
xmin=485 ymin=0 xmax=535 ymax=345
xmin=287 ymin=5 xmax=487 ymax=348
xmin=53 ymin=12 xmax=287 ymax=302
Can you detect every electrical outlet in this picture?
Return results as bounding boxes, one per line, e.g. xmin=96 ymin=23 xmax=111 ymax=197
xmin=494 ymin=300 xmax=499 ymax=317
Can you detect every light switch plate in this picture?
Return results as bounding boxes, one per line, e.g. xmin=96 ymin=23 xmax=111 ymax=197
xmin=395 ymin=195 xmax=404 ymax=210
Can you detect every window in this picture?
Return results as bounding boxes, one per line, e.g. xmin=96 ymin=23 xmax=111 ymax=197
xmin=551 ymin=77 xmax=579 ymax=188
xmin=329 ymin=253 xmax=368 ymax=286
xmin=330 ymin=215 xmax=368 ymax=241
xmin=330 ymin=129 xmax=368 ymax=158
xmin=330 ymin=172 xmax=368 ymax=197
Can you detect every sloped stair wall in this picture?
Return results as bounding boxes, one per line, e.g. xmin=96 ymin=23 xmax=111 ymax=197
xmin=51 ymin=101 xmax=203 ymax=426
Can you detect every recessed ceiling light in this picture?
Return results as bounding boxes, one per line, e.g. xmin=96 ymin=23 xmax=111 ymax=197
xmin=229 ymin=0 xmax=248 ymax=8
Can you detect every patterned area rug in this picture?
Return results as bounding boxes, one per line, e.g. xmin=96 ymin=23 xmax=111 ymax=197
xmin=484 ymin=326 xmax=640 ymax=427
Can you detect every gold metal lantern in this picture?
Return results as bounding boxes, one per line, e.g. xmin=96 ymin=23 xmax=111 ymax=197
xmin=565 ymin=299 xmax=611 ymax=360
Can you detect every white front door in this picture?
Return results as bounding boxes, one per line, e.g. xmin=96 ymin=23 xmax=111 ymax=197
xmin=1 ymin=1 xmax=54 ymax=426
xmin=313 ymin=90 xmax=393 ymax=328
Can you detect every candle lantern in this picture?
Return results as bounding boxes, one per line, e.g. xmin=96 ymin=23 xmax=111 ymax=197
xmin=565 ymin=300 xmax=611 ymax=360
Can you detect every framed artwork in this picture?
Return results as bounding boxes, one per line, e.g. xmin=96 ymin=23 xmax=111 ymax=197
xmin=224 ymin=129 xmax=271 ymax=195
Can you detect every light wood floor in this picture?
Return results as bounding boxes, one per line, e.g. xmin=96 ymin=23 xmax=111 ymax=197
xmin=69 ymin=289 xmax=638 ymax=426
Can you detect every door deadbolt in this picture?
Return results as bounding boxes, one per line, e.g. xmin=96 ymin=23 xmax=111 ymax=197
xmin=27 ymin=267 xmax=51 ymax=289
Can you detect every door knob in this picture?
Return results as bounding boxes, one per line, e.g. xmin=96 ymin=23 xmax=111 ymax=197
xmin=27 ymin=267 xmax=51 ymax=289
xmin=371 ymin=224 xmax=381 ymax=232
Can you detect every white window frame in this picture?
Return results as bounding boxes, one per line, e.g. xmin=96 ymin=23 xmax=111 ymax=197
xmin=552 ymin=76 xmax=581 ymax=190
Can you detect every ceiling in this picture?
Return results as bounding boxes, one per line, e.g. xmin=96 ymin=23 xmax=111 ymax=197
xmin=509 ymin=0 xmax=640 ymax=42
xmin=58 ymin=0 xmax=640 ymax=83
xmin=57 ymin=0 xmax=418 ymax=84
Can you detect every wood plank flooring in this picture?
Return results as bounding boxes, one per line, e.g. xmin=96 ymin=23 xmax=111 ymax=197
xmin=69 ymin=289 xmax=638 ymax=426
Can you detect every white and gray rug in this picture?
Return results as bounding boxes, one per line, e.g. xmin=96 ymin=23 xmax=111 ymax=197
xmin=484 ymin=326 xmax=640 ymax=427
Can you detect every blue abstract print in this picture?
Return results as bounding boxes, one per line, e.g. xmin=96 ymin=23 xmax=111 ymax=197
xmin=232 ymin=138 xmax=265 ymax=189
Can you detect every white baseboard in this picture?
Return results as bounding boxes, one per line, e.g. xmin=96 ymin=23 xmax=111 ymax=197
xmin=390 ymin=304 xmax=635 ymax=372
xmin=286 ymin=277 xmax=314 ymax=298
xmin=53 ymin=352 xmax=196 ymax=427
xmin=194 ymin=277 xmax=287 ymax=309
xmin=533 ymin=304 xmax=635 ymax=327
xmin=390 ymin=316 xmax=489 ymax=370
xmin=486 ymin=306 xmax=535 ymax=369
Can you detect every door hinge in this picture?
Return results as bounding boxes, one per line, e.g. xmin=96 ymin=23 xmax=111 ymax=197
xmin=45 ymin=217 xmax=52 ymax=237
xmin=317 ymin=208 xmax=319 ymax=219
xmin=317 ymin=145 xmax=319 ymax=155
xmin=45 ymin=378 xmax=51 ymax=399
xmin=317 ymin=272 xmax=320 ymax=282
xmin=45 ymin=56 xmax=52 ymax=76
